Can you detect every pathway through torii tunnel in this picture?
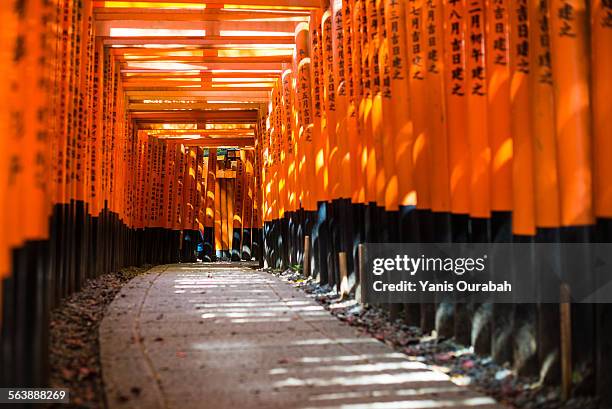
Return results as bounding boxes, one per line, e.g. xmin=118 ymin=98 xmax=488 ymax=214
xmin=0 ymin=0 xmax=611 ymax=408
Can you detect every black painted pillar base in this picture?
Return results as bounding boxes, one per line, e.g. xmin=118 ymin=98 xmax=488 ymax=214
xmin=399 ymin=205 xmax=420 ymax=326
xmin=313 ymin=201 xmax=330 ymax=286
xmin=561 ymin=225 xmax=595 ymax=395
xmin=595 ymin=218 xmax=612 ymax=406
xmin=231 ymin=226 xmax=242 ymax=261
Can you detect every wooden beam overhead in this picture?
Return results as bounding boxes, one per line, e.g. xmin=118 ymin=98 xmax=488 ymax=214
xmin=115 ymin=55 xmax=292 ymax=63
xmin=93 ymin=1 xmax=301 ymax=123
xmin=103 ymin=35 xmax=295 ymax=46
xmin=128 ymin=95 xmax=270 ymax=103
xmin=93 ymin=0 xmax=320 ymax=8
xmin=121 ymin=62 xmax=285 ymax=71
xmin=126 ymin=90 xmax=270 ymax=97
xmin=123 ymin=72 xmax=280 ymax=79
xmin=137 ymin=123 xmax=256 ymax=129
xmin=129 ymin=102 xmax=263 ymax=110
xmin=149 ymin=137 xmax=255 ymax=148
xmin=96 ymin=20 xmax=301 ymax=36
xmin=94 ymin=9 xmax=309 ymax=21
xmin=146 ymin=129 xmax=254 ymax=134
xmin=112 ymin=47 xmax=294 ymax=55
xmin=133 ymin=110 xmax=259 ymax=122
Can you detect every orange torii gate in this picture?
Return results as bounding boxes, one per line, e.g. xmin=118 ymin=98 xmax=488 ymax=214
xmin=0 ymin=0 xmax=611 ymax=403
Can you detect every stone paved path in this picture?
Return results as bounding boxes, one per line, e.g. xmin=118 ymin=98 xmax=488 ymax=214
xmin=100 ymin=263 xmax=505 ymax=409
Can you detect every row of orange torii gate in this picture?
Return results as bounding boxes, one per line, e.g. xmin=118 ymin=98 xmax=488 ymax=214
xmin=261 ymin=0 xmax=611 ymax=236
xmin=0 ymin=0 xmax=609 ymax=401
xmin=257 ymin=0 xmax=611 ymax=404
xmin=130 ymin=136 xmax=262 ymax=263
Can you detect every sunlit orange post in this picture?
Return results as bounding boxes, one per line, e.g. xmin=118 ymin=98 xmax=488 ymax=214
xmin=322 ymin=9 xmax=339 ymax=202
xmin=589 ymin=9 xmax=612 ymax=392
xmin=591 ymin=0 xmax=612 ymax=220
xmin=528 ymin=0 xmax=561 ymax=372
xmin=153 ymin=138 xmax=164 ymax=229
xmin=344 ymin=0 xmax=361 ymax=206
xmin=351 ymin=0 xmax=366 ymax=204
xmin=83 ymin=5 xmax=97 ymax=230
xmin=405 ymin=0 xmax=431 ymax=221
xmin=509 ymin=0 xmax=535 ymax=237
xmin=183 ymin=147 xmax=197 ymax=236
xmin=194 ymin=147 xmax=205 ymax=233
xmin=384 ymin=0 xmax=415 ymax=217
xmin=255 ymin=115 xmax=266 ymax=262
xmin=442 ymin=0 xmax=470 ymax=221
xmin=163 ymin=142 xmax=175 ymax=232
xmin=357 ymin=0 xmax=372 ymax=206
xmin=225 ymin=161 xmax=235 ymax=255
xmin=529 ymin=0 xmax=560 ymax=231
xmin=74 ymin=0 xmax=94 ymax=221
xmin=204 ymin=149 xmax=217 ymax=259
xmin=173 ymin=144 xmax=186 ymax=232
xmin=142 ymin=136 xmax=153 ymax=232
xmin=380 ymin=0 xmax=397 ymax=216
xmin=271 ymin=82 xmax=282 ymax=224
xmin=261 ymin=118 xmax=270 ymax=226
xmin=22 ymin=0 xmax=53 ymax=244
xmin=374 ymin=0 xmax=390 ymax=214
xmin=332 ymin=0 xmax=352 ymax=203
xmin=486 ymin=0 xmax=513 ymax=223
xmin=241 ymin=150 xmax=255 ymax=259
xmin=310 ymin=10 xmax=327 ymax=206
xmin=549 ymin=0 xmax=592 ymax=228
xmin=5 ymin=0 xmax=30 ymax=260
xmin=253 ymin=136 xmax=264 ymax=262
xmin=231 ymin=152 xmax=244 ymax=260
xmin=363 ymin=0 xmax=378 ymax=208
xmin=91 ymin=40 xmax=105 ymax=221
xmin=214 ymin=154 xmax=223 ymax=258
xmin=463 ymin=0 xmax=492 ymax=353
xmin=136 ymin=132 xmax=148 ymax=231
xmin=425 ymin=0 xmax=451 ymax=226
xmin=441 ymin=0 xmax=472 ymax=341
xmin=279 ymin=69 xmax=292 ymax=219
xmin=201 ymin=152 xmax=208 ymax=233
xmin=464 ymin=0 xmax=491 ymax=232
xmin=550 ymin=0 xmax=594 ymax=398
xmin=263 ymin=105 xmax=272 ymax=227
xmin=297 ymin=59 xmax=315 ymax=210
xmin=295 ymin=22 xmax=311 ymax=211
xmin=0 ymin=0 xmax=17 ymax=311
xmin=220 ymin=159 xmax=230 ymax=257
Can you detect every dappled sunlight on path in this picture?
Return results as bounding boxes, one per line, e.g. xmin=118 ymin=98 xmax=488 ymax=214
xmin=100 ymin=263 xmax=505 ymax=409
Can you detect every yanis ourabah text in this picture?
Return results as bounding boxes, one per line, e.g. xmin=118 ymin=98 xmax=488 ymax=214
xmin=372 ymin=280 xmax=512 ymax=293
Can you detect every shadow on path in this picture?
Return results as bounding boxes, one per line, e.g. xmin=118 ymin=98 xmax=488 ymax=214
xmin=100 ymin=263 xmax=505 ymax=409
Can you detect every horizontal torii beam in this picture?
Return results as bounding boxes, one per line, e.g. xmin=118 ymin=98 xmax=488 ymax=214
xmin=145 ymin=129 xmax=255 ymax=135
xmin=126 ymin=90 xmax=270 ymax=98
xmin=94 ymin=9 xmax=310 ymax=21
xmin=115 ymin=55 xmax=292 ymax=63
xmin=133 ymin=110 xmax=259 ymax=122
xmin=102 ymin=35 xmax=295 ymax=46
xmin=150 ymin=137 xmax=256 ymax=147
xmin=128 ymin=96 xmax=270 ymax=103
xmin=120 ymin=62 xmax=285 ymax=71
xmin=129 ymin=102 xmax=263 ymax=110
xmin=95 ymin=20 xmax=301 ymax=36
xmin=123 ymin=85 xmax=274 ymax=92
xmin=123 ymin=72 xmax=280 ymax=78
xmin=93 ymin=0 xmax=320 ymax=8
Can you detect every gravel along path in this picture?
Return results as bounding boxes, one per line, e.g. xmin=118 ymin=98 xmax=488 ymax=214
xmin=47 ymin=265 xmax=152 ymax=408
